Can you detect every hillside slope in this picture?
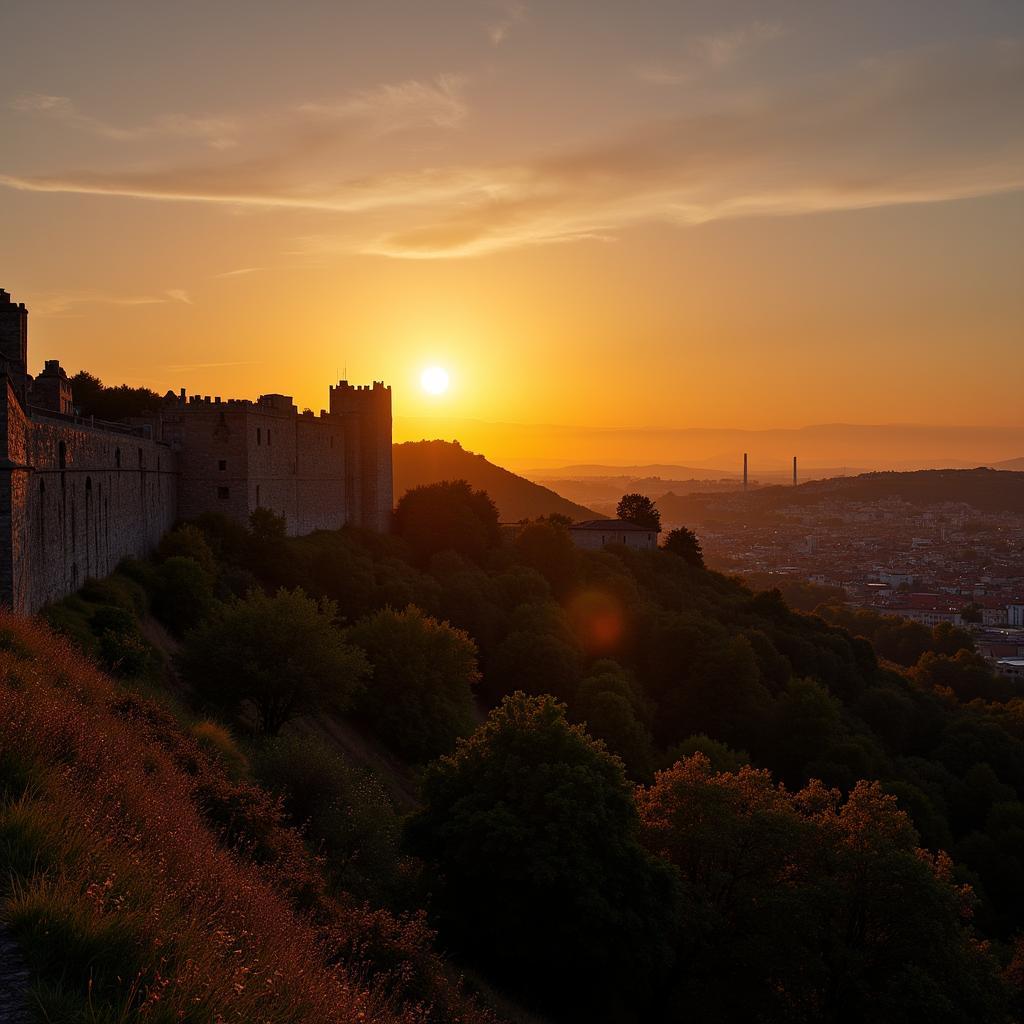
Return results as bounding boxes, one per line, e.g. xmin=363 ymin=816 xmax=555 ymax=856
xmin=0 ymin=615 xmax=497 ymax=1024
xmin=394 ymin=440 xmax=596 ymax=522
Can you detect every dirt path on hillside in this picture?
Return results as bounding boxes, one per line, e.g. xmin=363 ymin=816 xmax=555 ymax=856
xmin=0 ymin=924 xmax=30 ymax=1023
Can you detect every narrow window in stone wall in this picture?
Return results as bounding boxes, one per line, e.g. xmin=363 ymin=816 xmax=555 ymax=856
xmin=219 ymin=459 xmax=227 ymax=471
xmin=218 ymin=486 xmax=229 ymax=500
xmin=58 ymin=440 xmax=66 ymax=469
xmin=115 ymin=447 xmax=121 ymax=468
xmin=138 ymin=448 xmax=144 ymax=468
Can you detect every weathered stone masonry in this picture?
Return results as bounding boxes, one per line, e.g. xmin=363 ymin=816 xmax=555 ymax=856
xmin=0 ymin=289 xmax=392 ymax=613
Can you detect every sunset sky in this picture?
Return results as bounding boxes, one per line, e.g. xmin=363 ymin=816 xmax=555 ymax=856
xmin=1 ymin=1 xmax=1022 ymax=466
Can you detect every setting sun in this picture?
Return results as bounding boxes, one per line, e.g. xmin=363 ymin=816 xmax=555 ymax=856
xmin=420 ymin=365 xmax=450 ymax=396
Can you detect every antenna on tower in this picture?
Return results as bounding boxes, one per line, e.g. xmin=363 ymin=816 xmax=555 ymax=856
xmin=743 ymin=452 xmax=748 ymax=490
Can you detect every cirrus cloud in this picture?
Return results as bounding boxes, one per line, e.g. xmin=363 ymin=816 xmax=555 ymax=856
xmin=2 ymin=40 xmax=1022 ymax=259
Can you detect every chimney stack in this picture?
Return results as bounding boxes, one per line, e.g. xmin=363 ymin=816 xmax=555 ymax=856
xmin=793 ymin=456 xmax=798 ymax=486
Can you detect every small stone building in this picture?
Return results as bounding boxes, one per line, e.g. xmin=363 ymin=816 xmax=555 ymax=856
xmin=569 ymin=518 xmax=659 ymax=551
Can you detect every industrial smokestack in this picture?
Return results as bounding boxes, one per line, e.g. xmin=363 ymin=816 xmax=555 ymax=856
xmin=743 ymin=452 xmax=748 ymax=489
xmin=793 ymin=456 xmax=798 ymax=486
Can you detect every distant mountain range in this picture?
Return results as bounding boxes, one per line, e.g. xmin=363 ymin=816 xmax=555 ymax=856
xmin=395 ymin=415 xmax=1024 ymax=473
xmin=530 ymin=463 xmax=735 ymax=481
xmin=393 ymin=440 xmax=596 ymax=523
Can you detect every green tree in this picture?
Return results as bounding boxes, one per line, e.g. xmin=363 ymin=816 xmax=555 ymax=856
xmin=70 ymin=370 xmax=161 ymax=420
xmin=348 ymin=606 xmax=480 ymax=761
xmin=157 ymin=523 xmax=218 ymax=575
xmin=487 ymin=628 xmax=581 ymax=704
xmin=394 ymin=480 xmax=500 ymax=564
xmin=663 ymin=526 xmax=704 ymax=566
xmin=151 ymin=555 xmax=215 ymax=635
xmin=638 ymin=756 xmax=1008 ymax=1024
xmin=573 ymin=660 xmax=656 ymax=779
xmin=406 ymin=693 xmax=680 ymax=1017
xmin=616 ymin=492 xmax=661 ymax=531
xmin=913 ymin=650 xmax=1013 ymax=703
xmin=179 ymin=588 xmax=368 ymax=734
xmin=514 ymin=520 xmax=578 ymax=596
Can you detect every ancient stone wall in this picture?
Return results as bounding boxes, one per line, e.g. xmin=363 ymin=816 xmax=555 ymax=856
xmin=0 ymin=381 xmax=177 ymax=612
xmin=295 ymin=412 xmax=347 ymax=534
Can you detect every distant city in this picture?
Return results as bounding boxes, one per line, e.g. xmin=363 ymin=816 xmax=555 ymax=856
xmin=534 ymin=464 xmax=1024 ymax=681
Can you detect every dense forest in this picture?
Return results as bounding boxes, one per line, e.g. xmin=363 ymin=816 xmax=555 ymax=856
xmin=4 ymin=480 xmax=1024 ymax=1021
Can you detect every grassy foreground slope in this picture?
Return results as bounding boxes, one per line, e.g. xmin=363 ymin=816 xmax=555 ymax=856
xmin=0 ymin=614 xmax=496 ymax=1024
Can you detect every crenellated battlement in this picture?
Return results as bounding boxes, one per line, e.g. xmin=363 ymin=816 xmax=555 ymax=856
xmin=0 ymin=287 xmax=394 ymax=612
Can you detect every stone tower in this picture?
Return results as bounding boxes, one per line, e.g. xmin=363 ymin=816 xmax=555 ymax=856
xmin=329 ymin=380 xmax=393 ymax=531
xmin=0 ymin=289 xmax=29 ymax=390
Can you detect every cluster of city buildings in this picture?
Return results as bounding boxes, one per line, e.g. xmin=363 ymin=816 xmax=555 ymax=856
xmin=0 ymin=289 xmax=392 ymax=613
xmin=692 ymin=494 xmax=1024 ymax=679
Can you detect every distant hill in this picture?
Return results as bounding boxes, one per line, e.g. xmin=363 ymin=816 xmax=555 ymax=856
xmin=393 ymin=440 xmax=597 ymax=522
xmin=529 ymin=463 xmax=733 ymax=480
xmin=991 ymin=457 xmax=1024 ymax=472
xmin=659 ymin=468 xmax=1024 ymax=524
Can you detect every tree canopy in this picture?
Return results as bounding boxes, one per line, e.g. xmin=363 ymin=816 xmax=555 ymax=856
xmin=70 ymin=370 xmax=162 ymax=421
xmin=616 ymin=492 xmax=661 ymax=531
xmin=348 ymin=605 xmax=480 ymax=761
xmin=178 ymin=587 xmax=369 ymax=734
xmin=394 ymin=480 xmax=501 ymax=564
xmin=407 ymin=692 xmax=680 ymax=1016
xmin=663 ymin=526 xmax=704 ymax=566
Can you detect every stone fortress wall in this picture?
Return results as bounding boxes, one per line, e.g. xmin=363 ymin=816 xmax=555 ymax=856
xmin=0 ymin=288 xmax=392 ymax=613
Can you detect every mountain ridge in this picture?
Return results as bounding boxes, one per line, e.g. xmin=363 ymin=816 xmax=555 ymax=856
xmin=393 ymin=439 xmax=597 ymax=522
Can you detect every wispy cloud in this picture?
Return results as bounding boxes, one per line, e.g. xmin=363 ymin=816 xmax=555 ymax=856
xmin=487 ymin=2 xmax=527 ymax=45
xmin=4 ymin=41 xmax=1022 ymax=259
xmin=298 ymin=75 xmax=468 ymax=130
xmin=8 ymin=72 xmax=467 ymax=161
xmin=214 ymin=267 xmax=263 ymax=278
xmin=634 ymin=20 xmax=784 ymax=85
xmin=165 ymin=288 xmax=192 ymax=304
xmin=33 ymin=291 xmax=189 ymax=316
xmin=10 ymin=93 xmax=238 ymax=148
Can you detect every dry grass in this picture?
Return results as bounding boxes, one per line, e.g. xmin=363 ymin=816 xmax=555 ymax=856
xmin=0 ymin=613 xmax=497 ymax=1024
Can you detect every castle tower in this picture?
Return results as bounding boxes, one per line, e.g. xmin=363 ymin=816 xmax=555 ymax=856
xmin=329 ymin=380 xmax=393 ymax=531
xmin=30 ymin=360 xmax=74 ymax=414
xmin=0 ymin=289 xmax=29 ymax=391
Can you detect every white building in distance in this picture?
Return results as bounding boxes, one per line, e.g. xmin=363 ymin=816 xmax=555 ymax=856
xmin=569 ymin=519 xmax=659 ymax=551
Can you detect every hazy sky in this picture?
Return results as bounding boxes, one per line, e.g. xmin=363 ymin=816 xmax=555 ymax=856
xmin=1 ymin=1 xmax=1021 ymax=462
